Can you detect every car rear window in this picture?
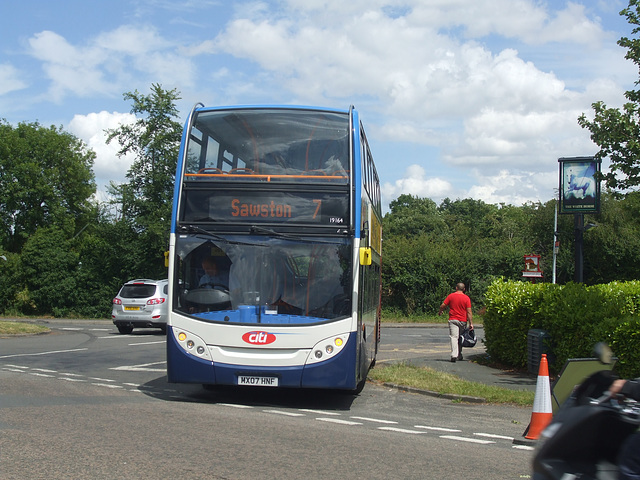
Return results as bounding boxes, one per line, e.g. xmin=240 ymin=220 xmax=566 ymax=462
xmin=119 ymin=284 xmax=156 ymax=298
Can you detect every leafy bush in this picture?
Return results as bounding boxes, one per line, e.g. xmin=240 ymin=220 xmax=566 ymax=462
xmin=484 ymin=278 xmax=640 ymax=377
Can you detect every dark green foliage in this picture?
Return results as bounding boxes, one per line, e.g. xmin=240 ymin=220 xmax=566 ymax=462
xmin=483 ymin=279 xmax=550 ymax=368
xmin=484 ymin=278 xmax=640 ymax=377
xmin=20 ymin=227 xmax=80 ymax=316
xmin=383 ymin=197 xmax=550 ymax=316
xmin=0 ymin=85 xmax=178 ymax=318
xmin=578 ymin=1 xmax=640 ymax=192
xmin=0 ymin=120 xmax=96 ymax=252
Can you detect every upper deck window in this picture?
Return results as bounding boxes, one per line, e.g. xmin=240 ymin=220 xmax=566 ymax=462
xmin=184 ymin=109 xmax=350 ymax=183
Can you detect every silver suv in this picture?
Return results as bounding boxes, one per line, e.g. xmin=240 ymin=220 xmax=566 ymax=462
xmin=112 ymin=279 xmax=169 ymax=334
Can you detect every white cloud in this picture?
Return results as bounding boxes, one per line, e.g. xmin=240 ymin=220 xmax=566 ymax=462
xmin=0 ymin=63 xmax=27 ymax=95
xmin=382 ymin=164 xmax=454 ymax=205
xmin=6 ymin=0 xmax=634 ymax=211
xmin=27 ymin=26 xmax=195 ymax=102
xmin=67 ymin=111 xmax=137 ymax=197
xmin=203 ymin=0 xmax=626 ymax=209
xmin=466 ymin=169 xmax=559 ymax=205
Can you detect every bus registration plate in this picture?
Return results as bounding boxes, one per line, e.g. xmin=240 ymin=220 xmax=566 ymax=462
xmin=237 ymin=375 xmax=278 ymax=387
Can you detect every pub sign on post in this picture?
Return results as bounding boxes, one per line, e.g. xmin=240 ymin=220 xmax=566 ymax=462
xmin=558 ymin=156 xmax=601 ymax=214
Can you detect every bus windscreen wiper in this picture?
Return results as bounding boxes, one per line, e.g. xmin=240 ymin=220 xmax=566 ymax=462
xmin=179 ymin=224 xmax=258 ymax=246
xmin=249 ymin=225 xmax=302 ymax=240
xmin=249 ymin=225 xmax=345 ymax=244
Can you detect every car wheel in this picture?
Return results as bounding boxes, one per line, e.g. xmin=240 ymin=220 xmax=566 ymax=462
xmin=117 ymin=325 xmax=133 ymax=334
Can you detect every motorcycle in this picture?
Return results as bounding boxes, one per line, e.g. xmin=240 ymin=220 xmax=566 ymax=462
xmin=532 ymin=344 xmax=640 ymax=480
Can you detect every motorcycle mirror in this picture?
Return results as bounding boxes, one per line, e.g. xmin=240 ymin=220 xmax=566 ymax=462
xmin=594 ymin=342 xmax=613 ymax=365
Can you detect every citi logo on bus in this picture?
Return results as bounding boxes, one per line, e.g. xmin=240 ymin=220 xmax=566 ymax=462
xmin=242 ymin=331 xmax=276 ymax=345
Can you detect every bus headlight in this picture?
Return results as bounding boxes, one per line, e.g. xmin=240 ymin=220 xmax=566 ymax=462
xmin=173 ymin=328 xmax=211 ymax=360
xmin=306 ymin=334 xmax=348 ymax=365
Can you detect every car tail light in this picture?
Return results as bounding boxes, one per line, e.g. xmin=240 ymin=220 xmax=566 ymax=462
xmin=113 ymin=298 xmax=122 ymax=305
xmin=147 ymin=298 xmax=166 ymax=305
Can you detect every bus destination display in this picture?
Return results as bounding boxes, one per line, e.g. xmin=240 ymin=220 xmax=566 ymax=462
xmin=182 ymin=190 xmax=349 ymax=226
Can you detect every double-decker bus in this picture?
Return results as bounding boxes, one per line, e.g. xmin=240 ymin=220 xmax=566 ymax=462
xmin=167 ymin=104 xmax=381 ymax=393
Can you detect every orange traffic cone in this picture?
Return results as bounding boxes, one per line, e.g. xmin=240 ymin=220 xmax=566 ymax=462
xmin=523 ymin=353 xmax=553 ymax=440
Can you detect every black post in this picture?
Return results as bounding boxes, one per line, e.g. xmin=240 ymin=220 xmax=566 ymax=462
xmin=574 ymin=213 xmax=584 ymax=283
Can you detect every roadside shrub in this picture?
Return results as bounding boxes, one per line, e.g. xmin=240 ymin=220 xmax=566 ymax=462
xmin=483 ymin=278 xmax=640 ymax=374
xmin=483 ymin=278 xmax=551 ymax=368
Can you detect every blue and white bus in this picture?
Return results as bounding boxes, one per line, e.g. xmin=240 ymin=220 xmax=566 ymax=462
xmin=167 ymin=105 xmax=381 ymax=393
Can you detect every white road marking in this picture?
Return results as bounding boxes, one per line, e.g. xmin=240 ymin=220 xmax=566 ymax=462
xmin=299 ymin=409 xmax=340 ymax=416
xmin=29 ymin=372 xmax=54 ymax=378
xmin=89 ymin=377 xmax=115 ymax=382
xmin=378 ymin=427 xmax=425 ymax=434
xmin=0 ymin=348 xmax=88 ymax=359
xmin=316 ymin=418 xmax=362 ymax=426
xmin=474 ymin=433 xmax=514 ymax=440
xmin=440 ymin=435 xmax=495 ymax=444
xmin=415 ymin=425 xmax=461 ymax=432
xmin=217 ymin=403 xmax=253 ymax=409
xmin=264 ymin=409 xmax=305 ymax=417
xmin=91 ymin=383 xmax=123 ymax=389
xmin=351 ymin=416 xmax=398 ymax=424
xmin=111 ymin=362 xmax=166 ymax=372
xmin=128 ymin=340 xmax=165 ymax=346
xmin=59 ymin=377 xmax=86 ymax=382
xmin=512 ymin=444 xmax=535 ymax=451
xmin=32 ymin=368 xmax=57 ymax=373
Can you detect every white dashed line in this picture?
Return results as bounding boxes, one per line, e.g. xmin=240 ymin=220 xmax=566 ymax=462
xmin=440 ymin=435 xmax=495 ymax=444
xmin=0 ymin=348 xmax=88 ymax=359
xmin=415 ymin=425 xmax=461 ymax=432
xmin=91 ymin=383 xmax=123 ymax=389
xmin=264 ymin=409 xmax=306 ymax=417
xmin=474 ymin=433 xmax=514 ymax=440
xmin=217 ymin=403 xmax=254 ymax=409
xmin=111 ymin=362 xmax=166 ymax=372
xmin=316 ymin=418 xmax=362 ymax=426
xmin=299 ymin=409 xmax=340 ymax=416
xmin=378 ymin=427 xmax=425 ymax=434
xmin=512 ymin=444 xmax=535 ymax=451
xmin=351 ymin=416 xmax=398 ymax=424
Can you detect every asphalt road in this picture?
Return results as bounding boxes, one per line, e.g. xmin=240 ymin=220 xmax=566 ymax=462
xmin=0 ymin=321 xmax=534 ymax=479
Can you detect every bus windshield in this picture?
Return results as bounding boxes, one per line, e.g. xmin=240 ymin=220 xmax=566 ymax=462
xmin=184 ymin=108 xmax=350 ymax=183
xmin=174 ymin=233 xmax=352 ymax=325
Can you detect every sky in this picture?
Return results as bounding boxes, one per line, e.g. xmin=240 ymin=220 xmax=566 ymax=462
xmin=1 ymin=0 xmax=637 ymax=211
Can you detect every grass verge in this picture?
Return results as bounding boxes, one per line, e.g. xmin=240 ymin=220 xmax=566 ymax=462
xmin=381 ymin=313 xmax=447 ymax=324
xmin=368 ymin=362 xmax=535 ymax=406
xmin=0 ymin=320 xmax=50 ymax=335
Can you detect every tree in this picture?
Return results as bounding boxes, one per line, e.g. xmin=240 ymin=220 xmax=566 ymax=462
xmin=0 ymin=120 xmax=96 ymax=252
xmin=578 ymin=0 xmax=640 ymax=191
xmin=20 ymin=226 xmax=80 ymax=315
xmin=106 ymin=84 xmax=183 ymax=279
xmin=384 ymin=194 xmax=447 ymax=237
xmin=106 ymin=83 xmax=182 ymax=225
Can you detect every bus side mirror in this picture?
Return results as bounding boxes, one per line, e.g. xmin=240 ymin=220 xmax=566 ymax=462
xmin=359 ymin=247 xmax=372 ymax=266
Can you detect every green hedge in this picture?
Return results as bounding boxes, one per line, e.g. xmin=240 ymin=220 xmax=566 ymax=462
xmin=483 ymin=278 xmax=640 ymax=378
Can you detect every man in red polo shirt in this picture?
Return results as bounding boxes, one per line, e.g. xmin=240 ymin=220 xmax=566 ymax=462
xmin=438 ymin=283 xmax=474 ymax=362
